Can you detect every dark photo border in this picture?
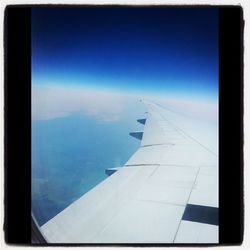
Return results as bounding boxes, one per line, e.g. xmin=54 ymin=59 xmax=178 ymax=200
xmin=4 ymin=5 xmax=244 ymax=245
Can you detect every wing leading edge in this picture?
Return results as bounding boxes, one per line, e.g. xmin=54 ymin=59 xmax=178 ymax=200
xmin=40 ymin=100 xmax=218 ymax=243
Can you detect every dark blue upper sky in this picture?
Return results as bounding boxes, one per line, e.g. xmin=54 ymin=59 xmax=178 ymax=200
xmin=32 ymin=7 xmax=218 ymax=98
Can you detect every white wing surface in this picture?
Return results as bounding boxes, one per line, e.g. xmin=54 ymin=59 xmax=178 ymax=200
xmin=40 ymin=100 xmax=218 ymax=243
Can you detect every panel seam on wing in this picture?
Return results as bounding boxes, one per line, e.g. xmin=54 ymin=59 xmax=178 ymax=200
xmin=172 ymin=166 xmax=201 ymax=242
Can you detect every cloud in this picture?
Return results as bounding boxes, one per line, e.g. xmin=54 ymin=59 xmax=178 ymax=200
xmin=142 ymin=95 xmax=218 ymax=123
xmin=32 ymin=84 xmax=218 ymax=125
xmin=32 ymin=85 xmax=130 ymax=121
xmin=161 ymin=98 xmax=218 ymax=123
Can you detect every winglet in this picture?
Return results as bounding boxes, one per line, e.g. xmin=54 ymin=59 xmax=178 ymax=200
xmin=129 ymin=131 xmax=143 ymax=140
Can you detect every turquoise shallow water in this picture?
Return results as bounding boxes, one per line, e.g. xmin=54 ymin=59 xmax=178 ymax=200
xmin=32 ymin=108 xmax=143 ymax=226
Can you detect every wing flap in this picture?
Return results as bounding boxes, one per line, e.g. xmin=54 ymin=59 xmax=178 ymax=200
xmin=92 ymin=200 xmax=185 ymax=243
xmin=174 ymin=221 xmax=218 ymax=243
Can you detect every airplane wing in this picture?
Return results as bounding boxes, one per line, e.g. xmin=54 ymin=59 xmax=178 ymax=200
xmin=40 ymin=100 xmax=218 ymax=243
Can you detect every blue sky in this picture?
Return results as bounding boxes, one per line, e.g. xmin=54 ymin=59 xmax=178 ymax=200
xmin=32 ymin=7 xmax=218 ymax=99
